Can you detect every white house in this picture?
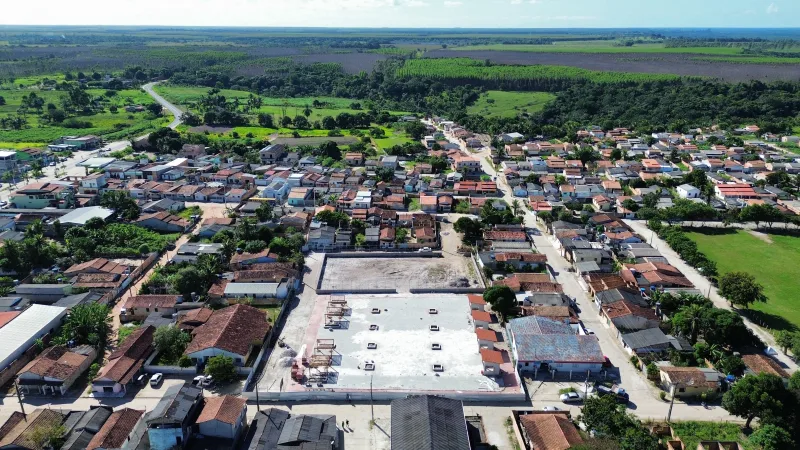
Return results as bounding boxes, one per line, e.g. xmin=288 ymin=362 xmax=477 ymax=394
xmin=677 ymin=184 xmax=701 ymax=199
xmin=0 ymin=305 xmax=66 ymax=376
xmin=196 ymin=396 xmax=248 ymax=440
xmin=261 ymin=179 xmax=289 ymax=202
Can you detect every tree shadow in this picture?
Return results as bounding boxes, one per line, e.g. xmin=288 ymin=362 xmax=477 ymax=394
xmin=740 ymin=309 xmax=798 ymax=333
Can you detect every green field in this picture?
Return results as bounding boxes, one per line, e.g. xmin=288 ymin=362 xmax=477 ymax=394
xmin=685 ymin=229 xmax=800 ymax=331
xmin=467 ymin=91 xmax=555 ymax=118
xmin=156 ymin=85 xmax=412 ymax=127
xmin=398 ymin=58 xmax=686 ymax=84
xmin=671 ymin=422 xmax=752 ymax=450
xmin=0 ymin=87 xmax=169 ymax=146
xmin=452 ymin=42 xmax=745 ymax=55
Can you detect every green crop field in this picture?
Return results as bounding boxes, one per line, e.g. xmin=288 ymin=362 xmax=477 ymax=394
xmin=0 ymin=87 xmax=170 ymax=146
xmin=451 ymin=43 xmax=745 ymax=55
xmin=685 ymin=229 xmax=800 ymax=332
xmin=467 ymin=90 xmax=555 ymax=118
xmin=398 ymin=58 xmax=685 ymax=84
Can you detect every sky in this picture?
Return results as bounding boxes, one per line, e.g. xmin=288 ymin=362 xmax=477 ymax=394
xmin=2 ymin=0 xmax=799 ymax=28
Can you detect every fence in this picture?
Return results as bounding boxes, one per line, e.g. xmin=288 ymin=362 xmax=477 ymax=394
xmin=243 ymin=294 xmax=293 ymax=391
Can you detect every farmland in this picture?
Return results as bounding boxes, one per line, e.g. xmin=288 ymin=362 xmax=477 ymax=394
xmin=424 ymin=49 xmax=800 ymax=82
xmin=452 ymin=42 xmax=746 ymax=55
xmin=684 ymin=228 xmax=800 ymax=332
xmin=466 ymin=90 xmax=555 ymax=118
xmin=397 ymin=58 xmax=687 ymax=87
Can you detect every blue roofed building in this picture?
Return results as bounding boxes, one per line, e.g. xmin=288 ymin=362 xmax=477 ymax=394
xmin=506 ymin=316 xmax=605 ymax=376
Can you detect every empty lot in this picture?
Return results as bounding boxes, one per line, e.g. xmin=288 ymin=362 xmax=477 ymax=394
xmin=319 ymin=255 xmax=482 ymax=292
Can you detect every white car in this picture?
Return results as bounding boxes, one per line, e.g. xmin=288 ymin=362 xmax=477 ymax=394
xmin=542 ymin=406 xmax=561 ymax=411
xmin=560 ymin=392 xmax=581 ymax=403
xmin=418 ymin=247 xmax=432 ymax=253
xmin=150 ymin=373 xmax=163 ymax=387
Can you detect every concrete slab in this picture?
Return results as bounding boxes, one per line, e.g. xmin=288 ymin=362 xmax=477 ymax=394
xmin=319 ymin=256 xmax=481 ymax=292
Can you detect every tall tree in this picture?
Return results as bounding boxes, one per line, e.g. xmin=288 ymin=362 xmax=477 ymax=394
xmin=718 ymin=271 xmax=767 ymax=309
xmin=722 ymin=373 xmax=792 ymax=428
xmin=482 ymin=285 xmax=517 ymax=323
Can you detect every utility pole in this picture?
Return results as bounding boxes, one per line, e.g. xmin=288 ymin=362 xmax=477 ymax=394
xmin=370 ymin=374 xmax=374 ymax=421
xmin=14 ymin=377 xmax=26 ymax=419
xmin=584 ymin=370 xmax=590 ymax=400
xmin=667 ymin=383 xmax=677 ymax=423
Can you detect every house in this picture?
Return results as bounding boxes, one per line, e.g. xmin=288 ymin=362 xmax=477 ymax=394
xmin=620 ymin=328 xmax=675 ymax=356
xmin=234 ymin=263 xmax=301 ymax=289
xmin=60 ymin=406 xmax=114 ymax=450
xmin=222 ymin=281 xmax=289 ymax=303
xmin=307 ymin=226 xmax=337 ymax=251
xmin=86 ymin=407 xmax=145 ymax=450
xmin=16 ymin=345 xmax=97 ymax=395
xmin=121 ymin=295 xmax=181 ymax=322
xmin=381 ymin=155 xmax=399 ymax=169
xmin=64 ymin=257 xmax=129 ymax=276
xmin=0 ymin=409 xmax=71 ymax=450
xmin=11 ymin=181 xmax=75 ymax=209
xmin=677 ymin=184 xmax=701 ymax=199
xmin=185 ymin=304 xmax=271 ymax=367
xmin=741 ymin=353 xmax=789 ymax=379
xmin=601 ymin=300 xmax=659 ymax=332
xmin=506 ymin=316 xmax=605 ymax=375
xmin=344 ymin=152 xmax=364 ymax=166
xmin=195 ymin=395 xmax=247 ymax=440
xmin=499 ymin=132 xmax=525 ymax=143
xmin=659 ymin=366 xmax=724 ymax=399
xmin=287 ymin=187 xmax=314 ymax=207
xmin=230 ymin=248 xmax=278 ymax=269
xmin=391 ymin=395 xmax=470 ymax=450
xmin=481 ymin=348 xmax=504 ymax=376
xmin=619 ymin=262 xmax=693 ymax=291
xmin=92 ymin=325 xmax=155 ymax=396
xmin=484 ymin=230 xmax=527 ymax=242
xmin=259 ymin=144 xmax=286 ymax=164
xmin=134 ymin=211 xmax=190 ymax=233
xmin=244 ymin=408 xmax=340 ymax=450
xmin=517 ymin=411 xmax=583 ymax=450
xmin=145 ymin=382 xmax=204 ymax=450
xmin=492 ymin=252 xmax=547 ymax=270
xmin=476 ymin=328 xmax=498 ymax=350
xmin=714 ymin=183 xmax=759 ymax=200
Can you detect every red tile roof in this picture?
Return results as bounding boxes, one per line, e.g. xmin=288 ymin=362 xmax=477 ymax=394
xmin=602 ymin=300 xmax=658 ymax=321
xmin=186 ymin=304 xmax=271 ymax=357
xmin=471 ymin=310 xmax=492 ymax=323
xmin=480 ymin=348 xmax=504 ymax=364
xmin=124 ymin=295 xmax=180 ymax=310
xmin=95 ymin=326 xmax=154 ymax=384
xmin=64 ymin=257 xmax=127 ymax=276
xmin=475 ymin=328 xmax=498 ymax=342
xmin=483 ymin=230 xmax=527 ymax=241
xmin=196 ymin=396 xmax=246 ymax=425
xmin=86 ymin=408 xmax=144 ymax=450
xmin=0 ymin=311 xmax=20 ymax=329
xmin=20 ymin=346 xmax=92 ymax=381
xmin=519 ymin=413 xmax=583 ymax=450
xmin=468 ymin=294 xmax=486 ymax=305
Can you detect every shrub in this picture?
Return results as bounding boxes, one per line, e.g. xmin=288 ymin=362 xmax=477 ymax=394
xmin=659 ymin=391 xmax=667 ymax=401
xmin=178 ymin=355 xmax=193 ymax=368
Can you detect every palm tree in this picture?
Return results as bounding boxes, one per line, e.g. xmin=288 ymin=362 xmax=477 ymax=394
xmin=677 ymin=303 xmax=706 ymax=345
xmin=511 ymin=199 xmax=523 ymax=217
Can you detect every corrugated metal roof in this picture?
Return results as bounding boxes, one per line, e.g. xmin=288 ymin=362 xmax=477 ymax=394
xmin=0 ymin=304 xmax=65 ymax=368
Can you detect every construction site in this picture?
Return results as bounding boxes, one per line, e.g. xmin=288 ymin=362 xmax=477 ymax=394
xmin=317 ymin=254 xmax=484 ymax=293
xmin=254 ymin=293 xmax=524 ymax=402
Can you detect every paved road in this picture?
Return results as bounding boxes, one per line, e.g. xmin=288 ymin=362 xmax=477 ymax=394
xmin=468 ymin=146 xmax=741 ymax=422
xmin=625 ymin=219 xmax=798 ymax=373
xmin=142 ymin=82 xmax=183 ymax=130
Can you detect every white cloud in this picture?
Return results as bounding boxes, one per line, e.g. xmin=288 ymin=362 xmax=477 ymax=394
xmin=766 ymin=2 xmax=779 ymax=14
xmin=444 ymin=0 xmax=463 ymax=6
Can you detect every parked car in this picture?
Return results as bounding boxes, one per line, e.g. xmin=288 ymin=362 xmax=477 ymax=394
xmin=542 ymin=406 xmax=561 ymax=411
xmin=560 ymin=392 xmax=581 ymax=403
xmin=49 ymin=162 xmax=56 ymax=167
xmin=419 ymin=247 xmax=432 ymax=253
xmin=192 ymin=375 xmax=213 ymax=387
xmin=596 ymin=384 xmax=629 ymax=404
xmin=150 ymin=373 xmax=163 ymax=387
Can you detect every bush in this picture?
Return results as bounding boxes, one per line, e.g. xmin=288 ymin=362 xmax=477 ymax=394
xmin=62 ymin=118 xmax=93 ymax=128
xmin=630 ymin=355 xmax=640 ymax=369
xmin=659 ymin=391 xmax=667 ymax=401
xmin=178 ymin=355 xmax=193 ymax=368
xmin=205 ymin=355 xmax=237 ymax=383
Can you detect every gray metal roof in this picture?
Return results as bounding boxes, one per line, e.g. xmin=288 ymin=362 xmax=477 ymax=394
xmin=246 ymin=409 xmax=338 ymax=450
xmin=146 ymin=382 xmax=202 ymax=425
xmin=59 ymin=206 xmax=114 ymax=225
xmin=391 ymin=395 xmax=470 ymax=450
xmin=224 ymin=282 xmax=281 ymax=297
xmin=621 ymin=328 xmax=671 ymax=350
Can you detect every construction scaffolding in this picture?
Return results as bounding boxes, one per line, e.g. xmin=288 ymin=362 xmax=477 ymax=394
xmin=307 ymin=338 xmax=338 ymax=384
xmin=325 ymin=297 xmax=350 ymax=328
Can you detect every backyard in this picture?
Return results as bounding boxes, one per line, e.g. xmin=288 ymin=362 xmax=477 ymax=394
xmin=670 ymin=421 xmax=752 ymax=450
xmin=685 ymin=228 xmax=800 ymax=331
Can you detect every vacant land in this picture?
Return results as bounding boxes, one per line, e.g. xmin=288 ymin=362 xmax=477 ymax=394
xmin=425 ymin=50 xmax=800 ymax=82
xmin=685 ymin=229 xmax=800 ymax=331
xmin=467 ymin=91 xmax=555 ymax=118
xmin=670 ymin=422 xmax=751 ymax=450
xmin=319 ymin=255 xmax=482 ymax=292
xmin=0 ymin=86 xmax=169 ymax=146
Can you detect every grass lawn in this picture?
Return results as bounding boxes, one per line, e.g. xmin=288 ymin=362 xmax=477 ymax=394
xmin=670 ymin=422 xmax=752 ymax=450
xmin=177 ymin=206 xmax=202 ymax=219
xmin=685 ymin=228 xmax=800 ymax=332
xmin=257 ymin=305 xmax=282 ymax=325
xmin=452 ymin=43 xmax=745 ymax=55
xmin=467 ymin=91 xmax=555 ymax=118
